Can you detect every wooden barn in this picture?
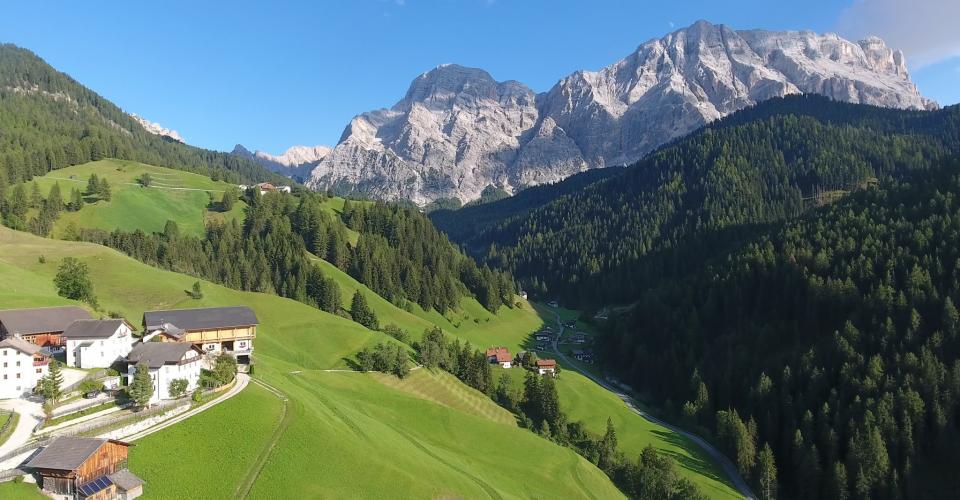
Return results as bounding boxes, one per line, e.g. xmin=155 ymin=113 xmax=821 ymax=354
xmin=25 ymin=436 xmax=144 ymax=499
xmin=0 ymin=306 xmax=92 ymax=347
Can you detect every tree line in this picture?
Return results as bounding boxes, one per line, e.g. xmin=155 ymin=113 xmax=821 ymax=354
xmin=438 ymin=95 xmax=960 ymax=309
xmin=409 ymin=326 xmax=707 ymax=499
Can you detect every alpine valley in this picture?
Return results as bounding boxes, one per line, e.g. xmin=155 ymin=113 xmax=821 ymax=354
xmin=1 ymin=7 xmax=959 ymax=500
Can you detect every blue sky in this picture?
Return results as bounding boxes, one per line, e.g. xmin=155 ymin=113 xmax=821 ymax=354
xmin=2 ymin=0 xmax=957 ymax=153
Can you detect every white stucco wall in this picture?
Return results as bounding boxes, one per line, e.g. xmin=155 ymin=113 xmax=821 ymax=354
xmin=126 ymin=349 xmax=201 ymax=404
xmin=0 ymin=347 xmax=46 ymax=399
xmin=66 ymin=323 xmax=134 ymax=369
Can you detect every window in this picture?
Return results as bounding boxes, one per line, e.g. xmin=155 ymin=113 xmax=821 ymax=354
xmin=16 ymin=373 xmax=21 ymax=379
xmin=15 ymin=361 xmax=20 ymax=367
xmin=36 ymin=368 xmax=42 ymax=374
xmin=2 ymin=362 xmax=6 ymax=368
xmin=2 ymin=375 xmax=6 ymax=380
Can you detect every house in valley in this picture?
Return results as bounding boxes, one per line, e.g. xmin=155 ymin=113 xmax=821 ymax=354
xmin=536 ymin=359 xmax=557 ymax=376
xmin=63 ymin=319 xmax=136 ymax=369
xmin=125 ymin=343 xmax=202 ymax=404
xmin=572 ymin=349 xmax=594 ymax=363
xmin=0 ymin=306 xmax=92 ymax=348
xmin=25 ymin=436 xmax=143 ymax=499
xmin=486 ymin=347 xmax=513 ymax=368
xmin=240 ymin=182 xmax=292 ymax=195
xmin=0 ymin=337 xmax=49 ymax=399
xmin=141 ymin=306 xmax=257 ymax=363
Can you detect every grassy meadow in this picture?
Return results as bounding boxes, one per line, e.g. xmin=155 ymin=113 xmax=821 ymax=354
xmin=128 ymin=382 xmax=285 ymax=499
xmin=0 ymin=226 xmax=622 ymax=498
xmin=15 ymin=159 xmax=245 ymax=237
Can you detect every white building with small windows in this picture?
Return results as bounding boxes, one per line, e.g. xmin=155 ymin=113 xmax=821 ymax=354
xmin=0 ymin=336 xmax=49 ymax=399
xmin=125 ymin=343 xmax=202 ymax=404
xmin=63 ymin=319 xmax=136 ymax=369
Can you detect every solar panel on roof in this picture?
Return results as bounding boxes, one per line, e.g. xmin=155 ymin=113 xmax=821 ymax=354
xmin=78 ymin=475 xmax=113 ymax=496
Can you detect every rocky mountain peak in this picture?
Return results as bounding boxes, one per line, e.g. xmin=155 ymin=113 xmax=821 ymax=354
xmin=292 ymin=22 xmax=936 ymax=205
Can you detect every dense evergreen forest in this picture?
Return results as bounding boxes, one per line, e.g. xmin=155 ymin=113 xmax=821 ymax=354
xmin=0 ymin=44 xmax=283 ymax=189
xmin=603 ymin=161 xmax=960 ymax=499
xmin=67 ymin=190 xmax=513 ymax=318
xmin=429 ymin=167 xmax=623 ymax=247
xmin=441 ymin=96 xmax=960 ymax=308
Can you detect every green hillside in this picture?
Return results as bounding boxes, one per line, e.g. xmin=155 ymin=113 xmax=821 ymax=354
xmin=0 ymin=44 xmax=283 ymax=186
xmin=0 ymin=226 xmax=623 ymax=498
xmin=14 ymin=159 xmax=245 ymax=238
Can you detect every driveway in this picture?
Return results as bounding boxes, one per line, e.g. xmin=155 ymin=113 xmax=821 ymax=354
xmin=0 ymin=398 xmax=43 ymax=458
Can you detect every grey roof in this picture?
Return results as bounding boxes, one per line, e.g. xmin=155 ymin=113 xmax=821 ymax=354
xmin=26 ymin=437 xmax=129 ymax=471
xmin=143 ymin=306 xmax=258 ymax=331
xmin=126 ymin=343 xmax=197 ymax=368
xmin=108 ymin=469 xmax=145 ymax=491
xmin=0 ymin=306 xmax=92 ymax=336
xmin=63 ymin=319 xmax=129 ymax=339
xmin=0 ymin=336 xmax=42 ymax=355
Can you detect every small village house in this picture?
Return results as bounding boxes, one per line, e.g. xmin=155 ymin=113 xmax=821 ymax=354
xmin=239 ymin=182 xmax=292 ymax=195
xmin=485 ymin=347 xmax=512 ymax=368
xmin=141 ymin=306 xmax=257 ymax=364
xmin=536 ymin=359 xmax=557 ymax=376
xmin=0 ymin=306 xmax=92 ymax=348
xmin=0 ymin=337 xmax=49 ymax=399
xmin=63 ymin=319 xmax=136 ymax=369
xmin=25 ymin=436 xmax=143 ymax=499
xmin=125 ymin=343 xmax=203 ymax=404
xmin=572 ymin=349 xmax=594 ymax=363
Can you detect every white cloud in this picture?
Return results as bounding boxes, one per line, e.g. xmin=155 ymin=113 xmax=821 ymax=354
xmin=836 ymin=0 xmax=960 ymax=68
xmin=669 ymin=21 xmax=675 ymax=28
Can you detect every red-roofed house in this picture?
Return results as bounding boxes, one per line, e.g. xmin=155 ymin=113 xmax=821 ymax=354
xmin=536 ymin=359 xmax=557 ymax=376
xmin=485 ymin=347 xmax=512 ymax=368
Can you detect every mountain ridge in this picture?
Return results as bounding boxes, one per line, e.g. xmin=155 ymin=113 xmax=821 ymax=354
xmin=287 ymin=20 xmax=935 ymax=205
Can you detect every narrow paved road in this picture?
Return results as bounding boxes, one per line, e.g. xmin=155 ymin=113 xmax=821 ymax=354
xmin=547 ymin=310 xmax=756 ymax=500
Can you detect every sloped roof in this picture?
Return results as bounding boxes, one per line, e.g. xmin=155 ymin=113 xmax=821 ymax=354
xmin=26 ymin=437 xmax=130 ymax=471
xmin=143 ymin=306 xmax=258 ymax=331
xmin=0 ymin=306 xmax=91 ymax=335
xmin=0 ymin=336 xmax=42 ymax=355
xmin=485 ymin=346 xmax=512 ymax=363
xmin=108 ymin=469 xmax=145 ymax=491
xmin=63 ymin=319 xmax=131 ymax=339
xmin=536 ymin=359 xmax=557 ymax=368
xmin=126 ymin=343 xmax=197 ymax=368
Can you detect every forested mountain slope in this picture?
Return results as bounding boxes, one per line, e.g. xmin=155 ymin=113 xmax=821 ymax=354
xmin=0 ymin=44 xmax=283 ymax=188
xmin=429 ymin=167 xmax=623 ymax=249
xmin=452 ymin=95 xmax=960 ymax=307
xmin=603 ymin=160 xmax=960 ymax=499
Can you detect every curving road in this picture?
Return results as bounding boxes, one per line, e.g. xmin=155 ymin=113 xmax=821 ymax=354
xmin=547 ymin=310 xmax=757 ymax=500
xmin=122 ymin=373 xmax=249 ymax=442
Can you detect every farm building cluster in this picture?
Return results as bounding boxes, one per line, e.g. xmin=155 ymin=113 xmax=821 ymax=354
xmin=485 ymin=347 xmax=557 ymax=377
xmin=0 ymin=304 xmax=259 ymax=498
xmin=237 ymin=182 xmax=292 ymax=195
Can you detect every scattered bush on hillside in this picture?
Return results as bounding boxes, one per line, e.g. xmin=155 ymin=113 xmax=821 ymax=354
xmin=54 ymin=256 xmax=97 ymax=307
xmin=355 ymin=343 xmax=409 ymax=379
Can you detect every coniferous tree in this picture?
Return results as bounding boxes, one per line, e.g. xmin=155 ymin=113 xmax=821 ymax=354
xmin=350 ymin=291 xmax=378 ymax=330
xmin=129 ymin=364 xmax=154 ymax=408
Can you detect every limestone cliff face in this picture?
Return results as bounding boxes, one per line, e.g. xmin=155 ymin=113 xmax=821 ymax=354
xmin=300 ymin=21 xmax=935 ymax=205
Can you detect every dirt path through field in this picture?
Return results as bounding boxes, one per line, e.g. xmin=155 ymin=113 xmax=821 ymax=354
xmin=235 ymin=378 xmax=291 ymax=499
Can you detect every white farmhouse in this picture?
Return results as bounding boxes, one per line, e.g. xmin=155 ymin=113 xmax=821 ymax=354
xmin=0 ymin=337 xmax=49 ymax=399
xmin=63 ymin=319 xmax=135 ymax=369
xmin=125 ymin=343 xmax=202 ymax=404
